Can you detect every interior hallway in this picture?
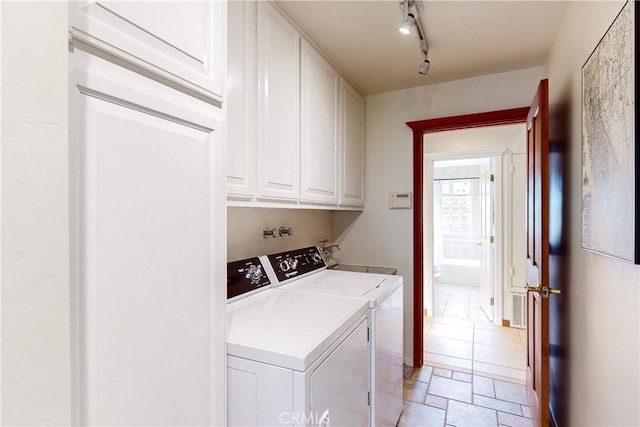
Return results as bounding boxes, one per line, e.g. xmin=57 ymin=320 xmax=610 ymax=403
xmin=425 ymin=283 xmax=527 ymax=384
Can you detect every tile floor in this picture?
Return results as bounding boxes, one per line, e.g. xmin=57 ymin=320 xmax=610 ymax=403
xmin=399 ymin=364 xmax=534 ymax=427
xmin=426 ymin=283 xmax=527 ymax=384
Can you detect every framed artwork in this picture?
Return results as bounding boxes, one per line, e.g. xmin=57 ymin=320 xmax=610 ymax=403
xmin=582 ymin=0 xmax=638 ymax=263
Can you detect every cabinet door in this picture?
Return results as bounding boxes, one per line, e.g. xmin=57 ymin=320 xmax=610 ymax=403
xmin=340 ymin=79 xmax=365 ymax=206
xmin=256 ymin=2 xmax=300 ymax=201
xmin=226 ymin=0 xmax=256 ymax=198
xmin=71 ymin=1 xmax=225 ymax=101
xmin=70 ymin=53 xmax=226 ymax=426
xmin=300 ymin=40 xmax=340 ymax=204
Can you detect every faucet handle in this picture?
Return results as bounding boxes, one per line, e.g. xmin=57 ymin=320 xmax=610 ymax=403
xmin=279 ymin=227 xmax=293 ymax=237
xmin=263 ymin=227 xmax=278 ymax=239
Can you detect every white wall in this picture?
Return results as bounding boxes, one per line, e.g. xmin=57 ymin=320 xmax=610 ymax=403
xmin=227 ymin=207 xmax=333 ymax=261
xmin=334 ymin=67 xmax=544 ymax=364
xmin=545 ymin=1 xmax=640 ymax=424
xmin=1 ymin=2 xmax=71 ymax=425
xmin=424 ymin=124 xmax=525 ymax=155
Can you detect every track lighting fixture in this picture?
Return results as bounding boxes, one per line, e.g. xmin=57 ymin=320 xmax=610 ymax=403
xmin=398 ymin=0 xmax=414 ymax=35
xmin=398 ymin=0 xmax=431 ymax=76
xmin=419 ymin=52 xmax=431 ymax=75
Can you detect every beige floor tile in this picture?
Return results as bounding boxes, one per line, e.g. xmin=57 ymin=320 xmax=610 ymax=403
xmin=473 ymin=361 xmax=526 ymax=383
xmin=473 ymin=320 xmax=507 ymax=331
xmin=473 ymin=394 xmax=523 ymax=416
xmin=518 ymin=328 xmax=527 ymax=346
xmin=397 ymin=401 xmax=446 ymax=427
xmin=428 ymin=375 xmax=472 ymax=403
xmin=469 ymin=308 xmax=491 ymax=323
xmin=429 ymin=322 xmax=474 ymax=341
xmin=472 ymin=374 xmax=495 ymax=398
xmin=444 ymin=306 xmax=469 ymax=317
xmin=446 ymin=400 xmax=497 ymax=426
xmin=425 ymin=394 xmax=448 ymax=410
xmin=494 ymin=379 xmax=529 ymax=405
xmin=433 ymin=315 xmax=475 ymax=328
xmin=424 ymin=352 xmax=473 ymax=371
xmin=411 ymin=365 xmax=434 ymax=383
xmin=425 ymin=335 xmax=473 ymax=360
xmin=473 ymin=343 xmax=526 ymax=369
xmin=403 ymin=378 xmax=429 ymax=403
xmin=498 ymin=410 xmax=534 ymax=427
xmin=474 ymin=328 xmax=524 ymax=350
xmin=447 ymin=295 xmax=470 ymax=304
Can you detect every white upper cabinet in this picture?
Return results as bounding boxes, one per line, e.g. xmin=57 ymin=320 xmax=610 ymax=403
xmin=226 ymin=0 xmax=256 ymax=198
xmin=300 ymin=40 xmax=340 ymax=205
xmin=225 ymin=1 xmax=365 ymax=210
xmin=340 ymin=78 xmax=365 ymax=207
xmin=70 ymin=1 xmax=225 ymax=102
xmin=256 ymin=2 xmax=301 ymax=201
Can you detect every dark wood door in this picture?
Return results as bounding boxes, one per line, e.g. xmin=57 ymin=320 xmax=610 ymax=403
xmin=525 ymin=79 xmax=557 ymax=427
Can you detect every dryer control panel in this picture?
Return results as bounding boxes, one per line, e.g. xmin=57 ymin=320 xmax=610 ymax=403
xmin=227 ymin=257 xmax=271 ymax=300
xmin=265 ymin=246 xmax=326 ymax=283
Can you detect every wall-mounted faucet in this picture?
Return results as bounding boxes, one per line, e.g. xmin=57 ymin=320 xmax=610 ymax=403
xmin=264 ymin=226 xmax=294 ymax=238
xmin=319 ymin=238 xmax=340 ymax=255
xmin=263 ymin=227 xmax=278 ymax=239
xmin=279 ymin=227 xmax=293 ymax=237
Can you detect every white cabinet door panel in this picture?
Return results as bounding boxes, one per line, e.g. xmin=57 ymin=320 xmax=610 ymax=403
xmin=71 ymin=56 xmax=225 ymax=426
xmin=71 ymin=1 xmax=225 ymax=101
xmin=257 ymin=2 xmax=300 ymax=200
xmin=300 ymin=40 xmax=339 ymax=204
xmin=226 ymin=0 xmax=256 ymax=198
xmin=340 ymin=79 xmax=365 ymax=207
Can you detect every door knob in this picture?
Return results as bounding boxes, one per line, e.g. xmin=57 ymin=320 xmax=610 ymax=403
xmin=524 ymin=284 xmax=562 ymax=298
xmin=524 ymin=284 xmax=541 ymax=293
xmin=543 ymin=287 xmax=562 ymax=297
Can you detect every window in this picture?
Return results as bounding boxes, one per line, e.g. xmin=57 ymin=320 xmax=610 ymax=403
xmin=440 ymin=179 xmax=473 ymax=236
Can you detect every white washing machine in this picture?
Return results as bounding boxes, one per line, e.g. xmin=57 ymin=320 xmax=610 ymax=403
xmin=226 ymin=256 xmax=371 ymax=427
xmin=261 ymin=247 xmax=404 ymax=427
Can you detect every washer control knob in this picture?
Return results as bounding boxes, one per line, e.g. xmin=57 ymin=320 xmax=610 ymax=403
xmin=311 ymin=252 xmax=323 ymax=264
xmin=290 ymin=258 xmax=299 ymax=270
xmin=279 ymin=260 xmax=290 ymax=272
xmin=246 ymin=265 xmax=263 ymax=282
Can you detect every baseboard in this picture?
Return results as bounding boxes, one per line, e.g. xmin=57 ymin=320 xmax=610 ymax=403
xmin=502 ymin=319 xmax=511 ymax=327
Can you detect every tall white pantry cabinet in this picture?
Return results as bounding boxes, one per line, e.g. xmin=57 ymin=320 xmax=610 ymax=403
xmin=69 ymin=2 xmax=227 ymax=426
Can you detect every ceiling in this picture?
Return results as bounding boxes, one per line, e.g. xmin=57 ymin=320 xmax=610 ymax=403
xmin=275 ymin=0 xmax=569 ymax=95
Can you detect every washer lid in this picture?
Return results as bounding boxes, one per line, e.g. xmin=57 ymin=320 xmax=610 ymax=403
xmin=278 ymin=270 xmax=403 ymax=307
xmin=227 ymin=290 xmax=368 ymax=372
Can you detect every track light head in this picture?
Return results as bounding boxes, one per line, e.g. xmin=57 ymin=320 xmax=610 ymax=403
xmin=419 ymin=57 xmax=430 ymax=75
xmin=399 ymin=15 xmax=414 ymax=35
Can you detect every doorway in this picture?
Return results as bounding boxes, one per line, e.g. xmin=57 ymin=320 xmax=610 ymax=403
xmin=430 ymin=156 xmax=497 ymax=324
xmin=421 ymin=132 xmax=529 ymax=383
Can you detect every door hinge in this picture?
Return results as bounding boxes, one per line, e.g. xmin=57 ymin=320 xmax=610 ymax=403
xmin=490 ymin=174 xmax=495 ymax=182
xmin=510 ymin=266 xmax=515 ymax=276
xmin=367 ymin=327 xmax=370 ymax=342
xmin=368 ymin=391 xmax=371 ymax=406
xmin=490 ymin=236 xmax=495 ymax=244
xmin=490 ymin=297 xmax=495 ymax=306
xmin=511 ymin=163 xmax=516 ymax=174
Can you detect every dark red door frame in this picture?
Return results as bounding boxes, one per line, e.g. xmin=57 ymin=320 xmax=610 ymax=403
xmin=405 ymin=107 xmax=530 ymax=367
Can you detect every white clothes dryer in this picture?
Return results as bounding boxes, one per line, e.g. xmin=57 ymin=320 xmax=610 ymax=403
xmin=226 ymin=256 xmax=371 ymax=427
xmin=261 ymin=247 xmax=404 ymax=427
